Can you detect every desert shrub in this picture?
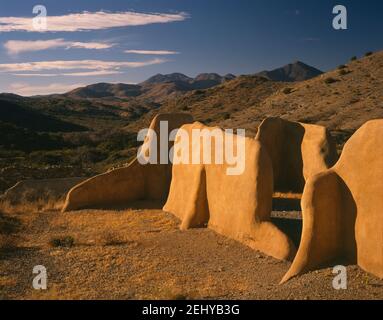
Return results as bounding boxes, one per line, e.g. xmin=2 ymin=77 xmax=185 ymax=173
xmin=213 ymin=102 xmax=222 ymax=109
xmin=62 ymin=132 xmax=95 ymax=147
xmin=159 ymin=287 xmax=193 ymax=300
xmin=77 ymin=147 xmax=107 ymax=163
xmin=222 ymin=112 xmax=230 ymax=120
xmin=350 ymin=56 xmax=357 ymax=61
xmin=0 ymin=211 xmax=21 ymax=257
xmin=29 ymin=151 xmax=63 ymax=165
xmin=338 ymin=69 xmax=349 ymax=76
xmin=324 ymin=77 xmax=338 ymax=84
xmin=282 ymin=87 xmax=293 ymax=95
xmin=365 ymin=51 xmax=373 ymax=57
xmin=49 ymin=236 xmax=75 ymax=248
xmin=98 ymin=231 xmax=126 ymax=246
xmin=0 ymin=122 xmax=68 ymax=152
xmin=103 ymin=150 xmax=132 ymax=165
xmin=96 ymin=131 xmax=138 ymax=152
xmin=0 ymin=211 xmax=21 ymax=234
xmin=338 ymin=65 xmax=347 ymax=69
xmin=0 ymin=234 xmax=19 ymax=257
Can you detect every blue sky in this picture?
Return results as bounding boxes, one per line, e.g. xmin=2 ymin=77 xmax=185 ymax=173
xmin=0 ymin=0 xmax=382 ymax=95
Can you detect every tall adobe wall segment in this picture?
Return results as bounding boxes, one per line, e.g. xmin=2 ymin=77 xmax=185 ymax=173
xmin=163 ymin=122 xmax=296 ymax=261
xmin=255 ymin=117 xmax=338 ymax=192
xmin=282 ymin=119 xmax=383 ymax=282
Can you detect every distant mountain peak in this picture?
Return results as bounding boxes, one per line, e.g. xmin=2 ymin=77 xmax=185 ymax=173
xmin=256 ymin=61 xmax=323 ymax=82
xmin=66 ymin=82 xmax=141 ymax=99
xmin=194 ymin=73 xmax=222 ymax=81
xmin=142 ymin=73 xmax=193 ymax=85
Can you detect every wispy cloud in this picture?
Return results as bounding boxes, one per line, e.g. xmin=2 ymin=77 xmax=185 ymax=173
xmin=59 ymin=70 xmax=123 ymax=77
xmin=0 ymin=58 xmax=167 ymax=74
xmin=9 ymin=82 xmax=85 ymax=96
xmin=0 ymin=10 xmax=188 ymax=32
xmin=11 ymin=70 xmax=123 ymax=77
xmin=125 ymin=49 xmax=179 ymax=55
xmin=301 ymin=37 xmax=320 ymax=42
xmin=4 ymin=39 xmax=114 ymax=55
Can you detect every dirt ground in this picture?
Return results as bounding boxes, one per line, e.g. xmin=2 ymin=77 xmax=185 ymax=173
xmin=0 ymin=205 xmax=382 ymax=300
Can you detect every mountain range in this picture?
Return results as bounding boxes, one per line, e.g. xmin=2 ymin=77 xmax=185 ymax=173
xmin=65 ymin=72 xmax=237 ymax=101
xmin=63 ymin=62 xmax=320 ymax=100
xmin=1 ymin=54 xmax=382 ymax=144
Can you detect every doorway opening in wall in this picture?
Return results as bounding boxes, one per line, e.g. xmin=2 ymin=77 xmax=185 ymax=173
xmin=271 ymin=192 xmax=302 ymax=248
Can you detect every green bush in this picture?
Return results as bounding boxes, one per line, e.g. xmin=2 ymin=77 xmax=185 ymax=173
xmin=365 ymin=51 xmax=373 ymax=57
xmin=350 ymin=56 xmax=357 ymax=61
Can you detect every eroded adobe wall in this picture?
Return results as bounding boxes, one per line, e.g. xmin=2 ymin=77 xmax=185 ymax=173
xmin=62 ymin=113 xmax=193 ymax=211
xmin=282 ymin=119 xmax=383 ymax=282
xmin=164 ymin=122 xmax=296 ymax=261
xmin=256 ymin=117 xmax=338 ymax=192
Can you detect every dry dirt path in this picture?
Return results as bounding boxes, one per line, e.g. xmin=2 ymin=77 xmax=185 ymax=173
xmin=1 ymin=208 xmax=382 ymax=300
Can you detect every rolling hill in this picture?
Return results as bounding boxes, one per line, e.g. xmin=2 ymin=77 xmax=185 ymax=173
xmin=66 ymin=83 xmax=142 ymax=99
xmin=65 ymin=73 xmax=237 ymax=103
xmin=0 ymin=99 xmax=86 ymax=132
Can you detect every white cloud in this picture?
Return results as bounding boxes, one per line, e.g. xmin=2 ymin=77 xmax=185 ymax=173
xmin=11 ymin=70 xmax=123 ymax=77
xmin=9 ymin=82 xmax=85 ymax=96
xmin=61 ymin=70 xmax=123 ymax=76
xmin=0 ymin=58 xmax=167 ymax=73
xmin=125 ymin=49 xmax=179 ymax=55
xmin=11 ymin=73 xmax=57 ymax=77
xmin=4 ymin=39 xmax=114 ymax=55
xmin=0 ymin=10 xmax=188 ymax=33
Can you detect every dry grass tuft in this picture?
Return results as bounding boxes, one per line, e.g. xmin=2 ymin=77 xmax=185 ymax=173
xmin=0 ymin=234 xmax=19 ymax=257
xmin=97 ymin=231 xmax=129 ymax=246
xmin=49 ymin=236 xmax=75 ymax=248
xmin=0 ymin=212 xmax=21 ymax=258
xmin=0 ymin=197 xmax=64 ymax=215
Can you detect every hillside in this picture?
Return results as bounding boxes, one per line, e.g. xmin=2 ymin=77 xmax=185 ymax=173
xmin=66 ymin=83 xmax=142 ymax=99
xmin=0 ymin=99 xmax=86 ymax=133
xmin=126 ymin=51 xmax=383 ymax=144
xmin=125 ymin=75 xmax=284 ymax=136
